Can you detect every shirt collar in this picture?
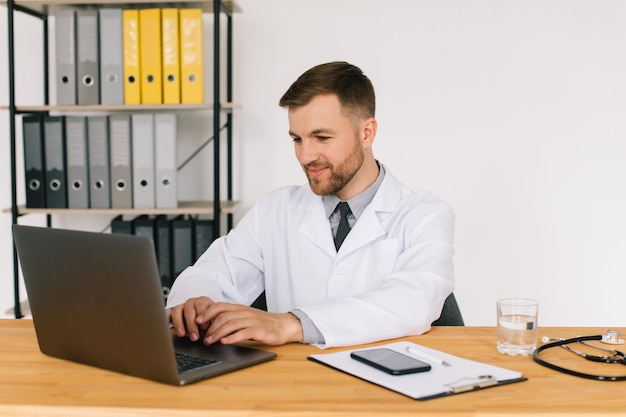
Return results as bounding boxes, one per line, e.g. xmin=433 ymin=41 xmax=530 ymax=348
xmin=322 ymin=161 xmax=386 ymax=219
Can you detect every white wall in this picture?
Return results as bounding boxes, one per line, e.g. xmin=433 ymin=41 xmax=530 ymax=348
xmin=2 ymin=0 xmax=625 ymax=327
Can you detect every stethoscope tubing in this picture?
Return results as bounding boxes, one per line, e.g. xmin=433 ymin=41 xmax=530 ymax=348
xmin=533 ymin=335 xmax=626 ymax=381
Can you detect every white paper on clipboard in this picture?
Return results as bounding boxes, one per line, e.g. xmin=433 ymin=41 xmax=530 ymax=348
xmin=309 ymin=341 xmax=525 ymax=400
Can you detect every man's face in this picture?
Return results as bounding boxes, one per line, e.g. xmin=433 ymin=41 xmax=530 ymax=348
xmin=288 ymin=94 xmax=365 ymax=197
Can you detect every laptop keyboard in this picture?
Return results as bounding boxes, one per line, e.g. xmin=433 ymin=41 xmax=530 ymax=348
xmin=175 ymin=352 xmax=220 ymax=373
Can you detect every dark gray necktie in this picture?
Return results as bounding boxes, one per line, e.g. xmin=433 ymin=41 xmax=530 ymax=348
xmin=334 ymin=202 xmax=352 ymax=251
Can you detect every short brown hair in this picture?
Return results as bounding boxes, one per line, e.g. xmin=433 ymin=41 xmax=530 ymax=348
xmin=279 ymin=61 xmax=376 ymax=120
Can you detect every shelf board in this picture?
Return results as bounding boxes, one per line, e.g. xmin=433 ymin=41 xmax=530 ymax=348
xmin=1 ymin=0 xmax=241 ymax=15
xmin=3 ymin=200 xmax=240 ymax=216
xmin=0 ymin=103 xmax=239 ymax=114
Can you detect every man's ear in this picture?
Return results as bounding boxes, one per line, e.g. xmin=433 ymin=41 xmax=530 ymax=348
xmin=361 ymin=117 xmax=378 ymax=149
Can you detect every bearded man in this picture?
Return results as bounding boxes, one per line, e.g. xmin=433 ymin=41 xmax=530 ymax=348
xmin=167 ymin=62 xmax=455 ymax=348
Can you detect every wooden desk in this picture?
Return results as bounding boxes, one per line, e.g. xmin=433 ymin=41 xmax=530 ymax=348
xmin=0 ymin=319 xmax=624 ymax=416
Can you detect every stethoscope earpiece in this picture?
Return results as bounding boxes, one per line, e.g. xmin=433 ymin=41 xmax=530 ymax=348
xmin=541 ymin=336 xmax=563 ymax=343
xmin=542 ymin=330 xmax=623 ymax=346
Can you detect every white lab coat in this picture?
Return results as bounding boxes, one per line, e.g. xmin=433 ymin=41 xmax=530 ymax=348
xmin=166 ymin=168 xmax=455 ymax=348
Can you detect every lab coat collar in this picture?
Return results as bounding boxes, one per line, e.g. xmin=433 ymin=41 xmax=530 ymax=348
xmin=298 ymin=167 xmax=405 ymax=258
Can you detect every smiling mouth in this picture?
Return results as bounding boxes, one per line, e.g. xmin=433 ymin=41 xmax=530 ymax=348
xmin=306 ymin=166 xmax=328 ymax=178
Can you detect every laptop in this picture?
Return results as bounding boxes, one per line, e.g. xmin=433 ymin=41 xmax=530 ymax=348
xmin=12 ymin=224 xmax=276 ymax=386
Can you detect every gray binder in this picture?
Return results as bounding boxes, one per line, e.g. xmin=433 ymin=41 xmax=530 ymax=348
xmin=65 ymin=116 xmax=90 ymax=208
xmin=54 ymin=10 xmax=77 ymax=105
xmin=22 ymin=114 xmax=46 ymax=208
xmin=133 ymin=215 xmax=156 ymax=244
xmin=111 ymin=214 xmax=134 ymax=234
xmin=154 ymin=113 xmax=177 ymax=209
xmin=76 ymin=10 xmax=100 ymax=105
xmin=99 ymin=9 xmax=123 ymax=105
xmin=155 ymin=215 xmax=173 ymax=303
xmin=131 ymin=113 xmax=155 ymax=209
xmin=172 ymin=215 xmax=193 ymax=279
xmin=109 ymin=115 xmax=133 ymax=208
xmin=87 ymin=116 xmax=110 ymax=208
xmin=192 ymin=216 xmax=215 ymax=261
xmin=43 ymin=116 xmax=67 ymax=208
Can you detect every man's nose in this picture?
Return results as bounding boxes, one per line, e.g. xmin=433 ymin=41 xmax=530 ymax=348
xmin=297 ymin=140 xmax=320 ymax=165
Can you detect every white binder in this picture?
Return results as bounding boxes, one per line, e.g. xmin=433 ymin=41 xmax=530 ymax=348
xmin=154 ymin=113 xmax=177 ymax=209
xmin=99 ymin=9 xmax=124 ymax=105
xmin=131 ymin=113 xmax=155 ymax=209
xmin=65 ymin=116 xmax=90 ymax=208
xmin=54 ymin=10 xmax=77 ymax=105
xmin=87 ymin=116 xmax=111 ymax=208
xmin=109 ymin=115 xmax=133 ymax=208
xmin=76 ymin=10 xmax=100 ymax=105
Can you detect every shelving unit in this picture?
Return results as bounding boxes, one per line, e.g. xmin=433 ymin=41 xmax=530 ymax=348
xmin=0 ymin=103 xmax=240 ymax=112
xmin=2 ymin=0 xmax=241 ymax=318
xmin=2 ymin=200 xmax=239 ymax=216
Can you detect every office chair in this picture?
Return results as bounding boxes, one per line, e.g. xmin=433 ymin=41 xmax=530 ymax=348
xmin=432 ymin=293 xmax=464 ymax=326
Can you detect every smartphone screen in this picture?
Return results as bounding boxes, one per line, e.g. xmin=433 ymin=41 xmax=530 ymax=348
xmin=350 ymin=348 xmax=432 ymax=375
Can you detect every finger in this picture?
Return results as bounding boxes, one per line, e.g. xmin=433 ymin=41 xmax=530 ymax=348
xmin=217 ymin=326 xmax=264 ymax=345
xmin=170 ymin=305 xmax=187 ymax=338
xmin=203 ymin=305 xmax=254 ymax=344
xmin=205 ymin=315 xmax=255 ymax=345
xmin=183 ymin=300 xmax=204 ymax=342
xmin=208 ymin=310 xmax=304 ymax=346
xmin=216 ymin=327 xmax=255 ymax=345
xmin=171 ymin=297 xmax=216 ymax=341
xmin=193 ymin=298 xmax=218 ymax=330
xmin=198 ymin=301 xmax=239 ymax=325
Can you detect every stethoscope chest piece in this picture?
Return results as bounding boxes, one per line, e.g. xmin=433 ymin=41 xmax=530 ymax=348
xmin=601 ymin=330 xmax=624 ymax=345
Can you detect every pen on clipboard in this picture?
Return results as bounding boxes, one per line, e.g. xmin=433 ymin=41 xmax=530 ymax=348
xmin=445 ymin=375 xmax=497 ymax=393
xmin=405 ymin=346 xmax=451 ymax=367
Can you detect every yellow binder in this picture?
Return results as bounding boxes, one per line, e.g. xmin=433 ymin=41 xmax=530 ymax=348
xmin=122 ymin=9 xmax=140 ymax=105
xmin=179 ymin=9 xmax=204 ymax=104
xmin=161 ymin=8 xmax=180 ymax=104
xmin=139 ymin=8 xmax=162 ymax=104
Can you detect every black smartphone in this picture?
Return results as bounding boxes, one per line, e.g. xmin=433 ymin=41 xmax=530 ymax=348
xmin=350 ymin=348 xmax=432 ymax=375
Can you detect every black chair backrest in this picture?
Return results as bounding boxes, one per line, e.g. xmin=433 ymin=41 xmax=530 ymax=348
xmin=432 ymin=293 xmax=464 ymax=326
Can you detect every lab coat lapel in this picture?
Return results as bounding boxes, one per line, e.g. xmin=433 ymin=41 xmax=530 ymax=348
xmin=337 ymin=172 xmax=404 ymax=257
xmin=297 ymin=169 xmax=405 ymax=258
xmin=298 ymin=193 xmax=337 ymax=256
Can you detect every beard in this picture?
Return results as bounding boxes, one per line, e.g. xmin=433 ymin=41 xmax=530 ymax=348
xmin=304 ymin=138 xmax=364 ymax=196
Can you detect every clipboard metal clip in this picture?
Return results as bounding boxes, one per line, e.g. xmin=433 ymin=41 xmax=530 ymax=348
xmin=445 ymin=375 xmax=497 ymax=393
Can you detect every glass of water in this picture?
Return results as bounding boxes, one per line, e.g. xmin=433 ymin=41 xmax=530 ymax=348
xmin=496 ymin=298 xmax=538 ymax=356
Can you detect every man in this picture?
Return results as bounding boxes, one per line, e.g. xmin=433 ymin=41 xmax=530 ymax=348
xmin=167 ymin=61 xmax=455 ymax=348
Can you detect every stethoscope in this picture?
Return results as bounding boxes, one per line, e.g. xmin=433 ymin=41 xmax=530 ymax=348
xmin=533 ymin=330 xmax=626 ymax=381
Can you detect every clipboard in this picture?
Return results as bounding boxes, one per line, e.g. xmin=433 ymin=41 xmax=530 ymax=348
xmin=308 ymin=341 xmax=527 ymax=401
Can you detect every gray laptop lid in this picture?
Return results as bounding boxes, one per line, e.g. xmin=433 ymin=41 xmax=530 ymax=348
xmin=12 ymin=225 xmax=276 ymax=385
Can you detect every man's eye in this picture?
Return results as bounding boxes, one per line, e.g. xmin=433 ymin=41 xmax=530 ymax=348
xmin=317 ymin=136 xmax=330 ymax=141
xmin=292 ymin=137 xmax=302 ymax=143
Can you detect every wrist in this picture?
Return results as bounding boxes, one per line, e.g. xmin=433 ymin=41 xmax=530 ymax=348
xmin=286 ymin=312 xmax=304 ymax=343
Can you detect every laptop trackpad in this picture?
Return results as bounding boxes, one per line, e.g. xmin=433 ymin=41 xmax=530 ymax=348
xmin=171 ymin=334 xmax=277 ymax=368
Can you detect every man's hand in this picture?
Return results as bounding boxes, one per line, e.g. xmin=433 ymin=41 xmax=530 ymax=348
xmin=169 ymin=296 xmax=216 ymax=342
xmin=169 ymin=296 xmax=304 ymax=346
